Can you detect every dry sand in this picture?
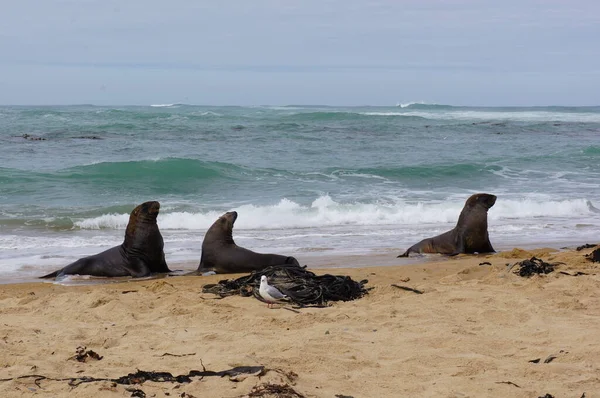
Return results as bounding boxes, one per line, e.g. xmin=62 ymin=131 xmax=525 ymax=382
xmin=1 ymin=246 xmax=599 ymax=397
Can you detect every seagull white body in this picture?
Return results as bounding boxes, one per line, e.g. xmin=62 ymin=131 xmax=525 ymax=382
xmin=259 ymin=275 xmax=288 ymax=308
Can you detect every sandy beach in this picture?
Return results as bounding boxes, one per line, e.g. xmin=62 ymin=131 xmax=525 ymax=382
xmin=1 ymin=246 xmax=599 ymax=398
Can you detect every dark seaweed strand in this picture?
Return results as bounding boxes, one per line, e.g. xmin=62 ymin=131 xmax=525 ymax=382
xmin=0 ymin=366 xmax=265 ymax=387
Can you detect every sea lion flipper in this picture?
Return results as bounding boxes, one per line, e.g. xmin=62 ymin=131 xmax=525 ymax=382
xmin=39 ymin=269 xmax=61 ymax=279
xmin=126 ymin=258 xmax=152 ymax=278
xmin=452 ymin=234 xmax=465 ymax=255
xmin=157 ymin=253 xmax=171 ymax=273
xmin=398 ymin=238 xmax=432 ymax=257
xmin=484 ymin=237 xmax=495 ymax=252
xmin=479 ymin=240 xmax=495 ymax=254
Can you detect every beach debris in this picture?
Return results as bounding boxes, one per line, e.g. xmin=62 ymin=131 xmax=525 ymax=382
xmin=126 ymin=387 xmax=146 ymax=397
xmin=559 ymin=271 xmax=589 ymax=276
xmin=70 ymin=346 xmax=103 ymax=362
xmin=399 ymin=276 xmax=410 ymax=282
xmin=122 ymin=290 xmax=138 ymax=294
xmin=0 ymin=362 xmax=265 ymax=388
xmin=576 ymin=243 xmax=597 ymax=251
xmin=272 ymin=368 xmax=298 ymax=383
xmin=391 ymin=284 xmax=423 ymax=294
xmin=335 ymin=395 xmax=355 ymax=398
xmin=246 ymin=382 xmax=306 ymax=398
xmin=73 ymin=136 xmax=102 ymax=140
xmin=110 ymin=367 xmax=264 ymax=385
xmin=538 ymin=394 xmax=554 ymax=398
xmin=511 ymin=257 xmax=562 ymax=277
xmin=529 ymin=355 xmax=557 ymax=364
xmin=479 ymin=261 xmax=492 ymax=266
xmin=259 ymin=275 xmax=290 ymax=308
xmin=157 ymin=352 xmax=196 ymax=358
xmin=543 ymin=354 xmax=557 ymax=363
xmin=495 ymin=381 xmax=521 ymax=388
xmin=202 ymin=264 xmax=369 ymax=307
xmin=529 ymin=350 xmax=568 ymax=364
xmin=586 ymin=248 xmax=600 ymax=262
xmin=17 ymin=134 xmax=46 ymax=141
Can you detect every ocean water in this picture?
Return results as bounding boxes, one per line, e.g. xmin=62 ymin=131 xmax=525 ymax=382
xmin=1 ymin=103 xmax=599 ymax=281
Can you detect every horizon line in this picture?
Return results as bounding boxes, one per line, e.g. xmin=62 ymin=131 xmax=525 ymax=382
xmin=1 ymin=103 xmax=600 ymax=108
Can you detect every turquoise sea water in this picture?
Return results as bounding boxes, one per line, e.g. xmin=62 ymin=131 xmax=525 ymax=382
xmin=1 ymin=103 xmax=599 ymax=280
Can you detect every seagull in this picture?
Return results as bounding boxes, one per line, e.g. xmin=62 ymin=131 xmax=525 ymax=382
xmin=259 ymin=275 xmax=289 ymax=308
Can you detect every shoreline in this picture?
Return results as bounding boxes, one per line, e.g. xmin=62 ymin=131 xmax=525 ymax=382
xmin=2 ymin=239 xmax=594 ymax=286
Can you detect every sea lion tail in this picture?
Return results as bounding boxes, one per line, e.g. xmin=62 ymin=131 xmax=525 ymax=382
xmin=397 ymin=251 xmax=410 ymax=258
xmin=39 ymin=270 xmax=60 ymax=279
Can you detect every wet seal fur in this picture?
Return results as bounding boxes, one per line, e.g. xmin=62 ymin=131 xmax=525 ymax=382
xmin=194 ymin=211 xmax=300 ymax=274
xmin=41 ymin=201 xmax=170 ymax=279
xmin=398 ymin=193 xmax=496 ymax=257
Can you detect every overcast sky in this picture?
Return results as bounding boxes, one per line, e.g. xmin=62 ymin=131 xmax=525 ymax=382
xmin=1 ymin=0 xmax=598 ymax=106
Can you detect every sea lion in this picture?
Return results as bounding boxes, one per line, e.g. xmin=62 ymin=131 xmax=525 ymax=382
xmin=398 ymin=193 xmax=496 ymax=257
xmin=41 ymin=201 xmax=171 ymax=279
xmin=195 ymin=211 xmax=300 ymax=274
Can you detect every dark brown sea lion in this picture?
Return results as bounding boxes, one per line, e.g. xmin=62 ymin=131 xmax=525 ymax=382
xmin=40 ymin=201 xmax=171 ymax=279
xmin=398 ymin=193 xmax=496 ymax=257
xmin=195 ymin=211 xmax=300 ymax=274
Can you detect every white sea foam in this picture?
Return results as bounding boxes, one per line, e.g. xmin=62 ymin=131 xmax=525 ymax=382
xmin=75 ymin=213 xmax=130 ymax=230
xmin=0 ymin=234 xmax=118 ymax=251
xmin=199 ymin=111 xmax=222 ymax=116
xmin=361 ymin=112 xmax=408 ymax=116
xmin=0 ymin=234 xmax=121 ymax=276
xmin=359 ymin=108 xmax=600 ymax=122
xmin=261 ymin=106 xmax=306 ymax=110
xmin=42 ymin=114 xmax=70 ymax=121
xmin=3 ymin=195 xmax=599 ymax=277
xmin=396 ymin=101 xmax=429 ymax=108
xmin=402 ymin=110 xmax=600 ymax=123
xmin=72 ymin=195 xmax=598 ymax=231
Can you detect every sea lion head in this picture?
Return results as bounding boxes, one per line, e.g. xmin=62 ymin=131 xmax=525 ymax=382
xmin=465 ymin=193 xmax=496 ymax=211
xmin=216 ymin=210 xmax=237 ymax=230
xmin=223 ymin=211 xmax=238 ymax=226
xmin=125 ymin=201 xmax=160 ymax=239
xmin=456 ymin=193 xmax=496 ymax=227
xmin=205 ymin=211 xmax=237 ymax=244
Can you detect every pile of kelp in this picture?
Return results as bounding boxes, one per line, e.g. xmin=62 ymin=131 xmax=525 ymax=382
xmin=512 ymin=257 xmax=559 ymax=277
xmin=202 ymin=264 xmax=369 ymax=306
xmin=586 ymin=248 xmax=600 ymax=263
